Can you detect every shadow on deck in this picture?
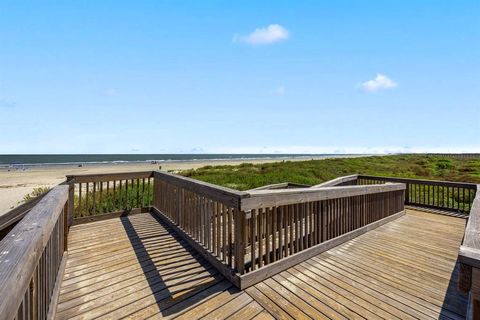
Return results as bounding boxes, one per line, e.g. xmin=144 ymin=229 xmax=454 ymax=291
xmin=55 ymin=209 xmax=468 ymax=319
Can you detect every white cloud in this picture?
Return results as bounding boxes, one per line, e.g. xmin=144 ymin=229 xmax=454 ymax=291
xmin=361 ymin=74 xmax=397 ymax=92
xmin=234 ymin=24 xmax=290 ymax=45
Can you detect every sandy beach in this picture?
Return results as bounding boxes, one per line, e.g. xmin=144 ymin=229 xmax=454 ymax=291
xmin=0 ymin=156 xmax=346 ymax=215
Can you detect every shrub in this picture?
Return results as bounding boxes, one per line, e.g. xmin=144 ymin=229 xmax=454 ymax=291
xmin=23 ymin=186 xmax=51 ymax=202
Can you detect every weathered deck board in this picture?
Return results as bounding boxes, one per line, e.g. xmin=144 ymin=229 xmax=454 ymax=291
xmin=56 ymin=209 xmax=468 ymax=319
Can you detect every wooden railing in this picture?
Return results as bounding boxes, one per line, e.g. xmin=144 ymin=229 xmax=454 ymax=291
xmin=151 ymin=171 xmax=249 ymax=286
xmin=458 ymin=185 xmax=480 ymax=319
xmin=358 ymin=175 xmax=477 ymax=214
xmin=65 ymin=171 xmax=154 ymax=223
xmin=425 ymin=153 xmax=480 ymax=159
xmin=151 ymin=171 xmax=406 ymax=288
xmin=238 ymin=183 xmax=405 ymax=287
xmin=311 ymin=174 xmax=359 ymax=188
xmin=0 ymin=191 xmax=50 ymax=241
xmin=0 ymin=185 xmax=70 ymax=320
xmin=249 ymin=182 xmax=312 ymax=191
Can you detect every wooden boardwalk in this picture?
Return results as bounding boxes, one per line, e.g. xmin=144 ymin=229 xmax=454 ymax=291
xmin=55 ymin=209 xmax=468 ymax=319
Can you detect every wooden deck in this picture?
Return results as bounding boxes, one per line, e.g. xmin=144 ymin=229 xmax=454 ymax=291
xmin=55 ymin=209 xmax=468 ymax=319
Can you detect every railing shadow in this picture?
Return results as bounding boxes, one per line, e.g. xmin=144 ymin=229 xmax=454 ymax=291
xmin=439 ymin=259 xmax=469 ymax=319
xmin=120 ymin=212 xmax=233 ymax=316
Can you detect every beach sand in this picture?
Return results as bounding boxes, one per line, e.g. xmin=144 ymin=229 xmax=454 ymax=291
xmin=0 ymin=156 xmax=338 ymax=215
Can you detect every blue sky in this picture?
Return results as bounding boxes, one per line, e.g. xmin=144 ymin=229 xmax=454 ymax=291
xmin=0 ymin=1 xmax=479 ymax=154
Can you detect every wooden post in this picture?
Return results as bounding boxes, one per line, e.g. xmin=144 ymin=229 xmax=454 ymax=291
xmin=234 ymin=210 xmax=246 ymax=274
xmin=66 ymin=179 xmax=75 ymax=227
xmin=30 ymin=273 xmax=38 ymax=320
xmin=405 ymin=183 xmax=410 ymax=205
xmin=63 ymin=202 xmax=69 ymax=252
xmin=153 ymin=174 xmax=159 ymax=209
xmin=471 ymin=268 xmax=480 ymax=320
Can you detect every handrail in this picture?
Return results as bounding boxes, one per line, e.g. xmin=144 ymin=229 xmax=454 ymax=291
xmin=311 ymin=174 xmax=359 ymax=188
xmin=0 ymin=185 xmax=69 ymax=320
xmin=457 ymin=186 xmax=480 ymax=319
xmin=0 ymin=191 xmax=50 ymax=240
xmin=358 ymin=175 xmax=477 ymax=188
xmin=153 ymin=171 xmax=249 ymax=209
xmin=66 ymin=170 xmax=154 ymax=183
xmin=66 ymin=171 xmax=156 ymax=222
xmin=151 ymin=170 xmax=406 ymax=288
xmin=249 ymin=182 xmax=312 ymax=191
xmin=358 ymin=175 xmax=477 ymax=214
xmin=459 ymin=186 xmax=480 ymax=269
xmin=242 ymin=183 xmax=405 ymax=210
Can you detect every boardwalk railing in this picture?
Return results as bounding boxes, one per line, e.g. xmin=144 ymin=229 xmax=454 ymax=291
xmin=151 ymin=171 xmax=249 ymax=286
xmin=0 ymin=190 xmax=50 ymax=240
xmin=0 ymin=185 xmax=70 ymax=320
xmin=18 ymin=171 xmax=404 ymax=289
xmin=65 ymin=171 xmax=154 ymax=224
xmin=238 ymin=183 xmax=405 ymax=288
xmin=150 ymin=171 xmax=405 ymax=288
xmin=311 ymin=174 xmax=359 ymax=188
xmin=458 ymin=185 xmax=480 ymax=319
xmin=358 ymin=175 xmax=477 ymax=214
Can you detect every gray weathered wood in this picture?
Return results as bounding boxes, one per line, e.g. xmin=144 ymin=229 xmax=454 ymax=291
xmin=154 ymin=171 xmax=248 ymax=208
xmin=359 ymin=175 xmax=477 ymax=188
xmin=0 ymin=186 xmax=68 ymax=320
xmin=0 ymin=191 xmax=50 ymax=236
xmin=459 ymin=186 xmax=480 ymax=270
xmin=461 ymin=186 xmax=480 ymax=250
xmin=242 ymin=183 xmax=406 ymax=210
xmin=311 ymin=174 xmax=359 ymax=188
xmin=238 ymin=209 xmax=405 ymax=289
xmin=249 ymin=182 xmax=312 ymax=191
xmin=46 ymin=251 xmax=67 ymax=320
xmin=151 ymin=207 xmax=241 ymax=287
xmin=72 ymin=207 xmax=151 ymax=225
xmin=66 ymin=171 xmax=154 ymax=183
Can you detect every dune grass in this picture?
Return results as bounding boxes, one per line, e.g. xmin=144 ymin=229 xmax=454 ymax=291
xmin=179 ymin=155 xmax=480 ymax=191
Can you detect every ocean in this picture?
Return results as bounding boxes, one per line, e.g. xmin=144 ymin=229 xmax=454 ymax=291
xmin=0 ymin=154 xmax=352 ymax=168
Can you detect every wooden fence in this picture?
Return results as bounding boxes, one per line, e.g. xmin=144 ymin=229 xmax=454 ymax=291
xmin=424 ymin=153 xmax=480 ymax=159
xmin=65 ymin=171 xmax=154 ymax=224
xmin=0 ymin=186 xmax=70 ymax=320
xmin=150 ymin=171 xmax=405 ymax=288
xmin=311 ymin=174 xmax=359 ymax=188
xmin=0 ymin=191 xmax=50 ymax=241
xmin=358 ymin=175 xmax=477 ymax=214
xmin=458 ymin=185 xmax=480 ymax=319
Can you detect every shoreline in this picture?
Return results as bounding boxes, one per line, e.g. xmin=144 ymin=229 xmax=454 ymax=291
xmin=0 ymin=155 xmax=365 ymax=214
xmin=0 ymin=154 xmax=361 ymax=169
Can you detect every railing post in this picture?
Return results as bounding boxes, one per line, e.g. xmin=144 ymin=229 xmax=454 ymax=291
xmin=470 ymin=267 xmax=480 ymax=320
xmin=63 ymin=200 xmax=69 ymax=252
xmin=234 ymin=209 xmax=246 ymax=275
xmin=153 ymin=172 xmax=160 ymax=209
xmin=405 ymin=183 xmax=410 ymax=205
xmin=66 ymin=177 xmax=75 ymax=227
xmin=30 ymin=275 xmax=37 ymax=320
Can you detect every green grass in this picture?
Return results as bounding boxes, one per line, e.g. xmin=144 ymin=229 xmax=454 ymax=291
xmin=179 ymin=155 xmax=480 ymax=190
xmin=22 ymin=186 xmax=51 ymax=203
xmin=74 ymin=181 xmax=154 ymax=217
